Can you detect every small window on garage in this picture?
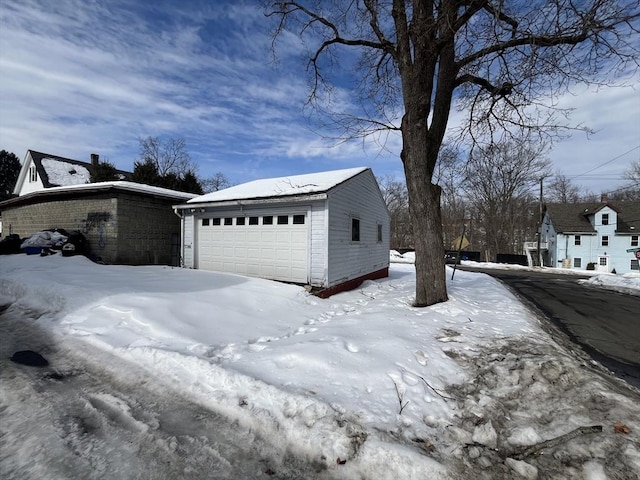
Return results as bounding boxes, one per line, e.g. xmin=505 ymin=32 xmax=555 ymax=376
xmin=202 ymin=218 xmax=210 ymax=226
xmin=574 ymin=258 xmax=581 ymax=268
xmin=351 ymin=218 xmax=360 ymax=242
xmin=574 ymin=235 xmax=581 ymax=246
xmin=263 ymin=216 xmax=273 ymax=225
xmin=29 ymin=166 xmax=38 ymax=182
xmin=602 ymin=213 xmax=609 ymax=225
xmin=224 ymin=217 xmax=233 ymax=226
xmin=601 ymin=235 xmax=609 ymax=246
xmin=236 ymin=217 xmax=245 ymax=226
xmin=293 ymin=215 xmax=305 ymax=225
xmin=377 ymin=224 xmax=383 ymax=242
xmin=632 ymin=259 xmax=639 ymax=271
xmin=277 ymin=215 xmax=289 ymax=225
xmin=249 ymin=216 xmax=259 ymax=225
xmin=212 ymin=218 xmax=221 ymax=226
xmin=632 ymin=235 xmax=639 ymax=247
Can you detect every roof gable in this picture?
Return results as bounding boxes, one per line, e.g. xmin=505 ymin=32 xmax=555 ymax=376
xmin=188 ymin=167 xmax=370 ymax=204
xmin=545 ymin=201 xmax=640 ymax=233
xmin=28 ymin=150 xmax=95 ymax=188
xmin=14 ymin=150 xmax=131 ymax=195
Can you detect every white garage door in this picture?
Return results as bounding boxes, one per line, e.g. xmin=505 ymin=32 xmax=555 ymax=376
xmin=196 ymin=212 xmax=309 ymax=283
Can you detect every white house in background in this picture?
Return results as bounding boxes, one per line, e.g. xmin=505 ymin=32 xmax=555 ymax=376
xmin=534 ymin=200 xmax=640 ymax=273
xmin=13 ymin=150 xmax=128 ymax=196
xmin=174 ymin=167 xmax=390 ymax=296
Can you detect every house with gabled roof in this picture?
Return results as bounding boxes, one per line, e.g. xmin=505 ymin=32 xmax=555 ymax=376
xmin=173 ymin=167 xmax=390 ymax=296
xmin=13 ymin=150 xmax=130 ymax=196
xmin=534 ymin=200 xmax=640 ymax=273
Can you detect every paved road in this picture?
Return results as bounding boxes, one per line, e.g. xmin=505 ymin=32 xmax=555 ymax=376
xmin=459 ymin=267 xmax=640 ymax=388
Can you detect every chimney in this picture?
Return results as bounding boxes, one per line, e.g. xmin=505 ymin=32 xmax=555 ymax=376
xmin=600 ymin=193 xmax=608 ymax=203
xmin=91 ymin=153 xmax=99 ymax=167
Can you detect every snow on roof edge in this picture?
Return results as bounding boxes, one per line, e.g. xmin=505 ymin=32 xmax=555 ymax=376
xmin=187 ymin=167 xmax=370 ymax=204
xmin=16 ymin=181 xmax=196 ymax=200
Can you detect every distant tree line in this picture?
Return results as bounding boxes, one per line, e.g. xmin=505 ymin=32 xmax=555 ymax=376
xmin=379 ymin=140 xmax=640 ymax=262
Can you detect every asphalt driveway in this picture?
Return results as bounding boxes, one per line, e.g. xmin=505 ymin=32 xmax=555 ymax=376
xmin=458 ymin=266 xmax=640 ymax=388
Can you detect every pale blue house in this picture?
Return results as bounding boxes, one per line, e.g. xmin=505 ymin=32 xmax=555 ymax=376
xmin=534 ymin=201 xmax=640 ymax=273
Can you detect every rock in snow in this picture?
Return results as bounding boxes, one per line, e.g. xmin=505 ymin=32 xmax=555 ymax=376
xmin=472 ymin=420 xmax=498 ymax=449
xmin=506 ymin=458 xmax=539 ymax=479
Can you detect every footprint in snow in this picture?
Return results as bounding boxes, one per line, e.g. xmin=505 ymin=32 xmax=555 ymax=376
xmin=413 ymin=350 xmax=428 ymax=366
xmin=344 ymin=342 xmax=359 ymax=353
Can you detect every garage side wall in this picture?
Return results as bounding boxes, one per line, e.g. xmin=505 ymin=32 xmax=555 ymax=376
xmin=0 ymin=195 xmax=119 ymax=262
xmin=115 ymin=193 xmax=182 ymax=265
xmin=326 ymin=171 xmax=390 ymax=287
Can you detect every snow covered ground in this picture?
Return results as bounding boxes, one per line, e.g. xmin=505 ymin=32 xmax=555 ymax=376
xmin=1 ymin=253 xmax=639 ymax=479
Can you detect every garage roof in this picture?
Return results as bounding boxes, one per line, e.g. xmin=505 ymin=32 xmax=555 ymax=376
xmin=187 ymin=167 xmax=369 ymax=204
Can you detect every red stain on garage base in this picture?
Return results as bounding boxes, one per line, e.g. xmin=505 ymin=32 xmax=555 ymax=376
xmin=314 ymin=267 xmax=389 ymax=298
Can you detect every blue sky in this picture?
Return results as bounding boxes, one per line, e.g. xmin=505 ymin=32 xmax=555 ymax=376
xmin=1 ymin=0 xmax=638 ymax=194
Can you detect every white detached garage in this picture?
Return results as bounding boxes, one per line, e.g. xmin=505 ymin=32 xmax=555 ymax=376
xmin=174 ymin=167 xmax=390 ymax=296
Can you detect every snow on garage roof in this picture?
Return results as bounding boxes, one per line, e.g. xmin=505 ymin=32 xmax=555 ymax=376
xmin=188 ymin=167 xmax=369 ymax=204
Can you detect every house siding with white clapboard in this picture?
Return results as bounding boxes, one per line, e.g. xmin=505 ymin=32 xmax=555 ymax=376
xmin=175 ymin=167 xmax=390 ymax=295
xmin=327 ymin=171 xmax=390 ymax=286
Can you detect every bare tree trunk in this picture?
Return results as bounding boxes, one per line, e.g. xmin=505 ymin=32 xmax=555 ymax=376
xmin=402 ymin=123 xmax=448 ymax=306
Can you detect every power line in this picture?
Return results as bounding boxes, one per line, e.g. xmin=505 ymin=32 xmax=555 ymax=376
xmin=567 ymin=145 xmax=640 ymax=181
xmin=601 ymin=182 xmax=640 ymax=196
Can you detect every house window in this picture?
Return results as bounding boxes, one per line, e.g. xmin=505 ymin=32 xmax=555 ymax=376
xmin=263 ymin=216 xmax=273 ymax=225
xmin=601 ymin=235 xmax=609 ymax=247
xmin=249 ymin=217 xmax=259 ymax=225
xmin=574 ymin=235 xmax=581 ymax=246
xmin=236 ymin=217 xmax=245 ymax=226
xmin=632 ymin=260 xmax=639 ymax=271
xmin=574 ymin=258 xmax=582 ymax=268
xmin=292 ymin=215 xmax=305 ymax=225
xmin=351 ymin=218 xmax=360 ymax=242
xmin=377 ymin=224 xmax=383 ymax=242
xmin=212 ymin=218 xmax=221 ymax=226
xmin=277 ymin=215 xmax=288 ymax=225
xmin=599 ymin=257 xmax=608 ymax=266
xmin=224 ymin=217 xmax=233 ymax=225
xmin=602 ymin=213 xmax=609 ymax=225
xmin=29 ymin=166 xmax=37 ymax=182
xmin=202 ymin=218 xmax=210 ymax=226
xmin=632 ymin=235 xmax=639 ymax=247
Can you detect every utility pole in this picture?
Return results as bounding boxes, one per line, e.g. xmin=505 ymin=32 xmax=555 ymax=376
xmin=536 ymin=177 xmax=544 ymax=267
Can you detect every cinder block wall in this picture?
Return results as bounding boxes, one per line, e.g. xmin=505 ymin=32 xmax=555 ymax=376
xmin=115 ymin=193 xmax=181 ymax=265
xmin=1 ymin=195 xmax=119 ymax=262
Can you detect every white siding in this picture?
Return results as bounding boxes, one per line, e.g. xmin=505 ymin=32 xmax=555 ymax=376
xmin=326 ymin=170 xmax=390 ymax=286
xmin=183 ymin=214 xmax=195 ymax=268
xmin=309 ymin=202 xmax=328 ymax=286
xmin=16 ymin=154 xmax=44 ymax=196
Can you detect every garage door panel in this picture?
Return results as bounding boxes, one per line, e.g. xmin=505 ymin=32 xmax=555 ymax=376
xmin=197 ymin=213 xmax=308 ymax=283
xmin=247 ymin=231 xmax=260 ymax=243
